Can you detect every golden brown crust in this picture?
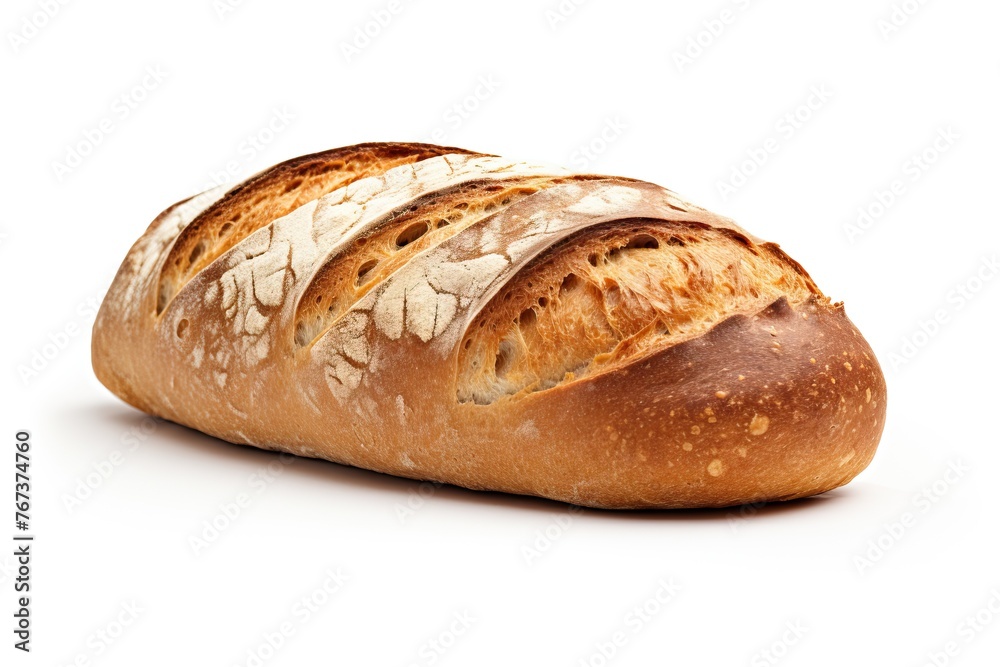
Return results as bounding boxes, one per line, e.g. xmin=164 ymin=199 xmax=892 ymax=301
xmin=92 ymin=143 xmax=886 ymax=509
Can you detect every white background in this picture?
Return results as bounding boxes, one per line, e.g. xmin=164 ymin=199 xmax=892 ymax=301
xmin=2 ymin=0 xmax=999 ymax=665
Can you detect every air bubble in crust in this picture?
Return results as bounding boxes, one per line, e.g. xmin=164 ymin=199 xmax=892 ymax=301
xmin=396 ymin=222 xmax=429 ymax=248
xmin=625 ymin=234 xmax=659 ymax=250
xmin=494 ymin=340 xmax=515 ymax=379
xmin=356 ymin=259 xmax=378 ymax=286
xmin=188 ymin=241 xmax=208 ymax=264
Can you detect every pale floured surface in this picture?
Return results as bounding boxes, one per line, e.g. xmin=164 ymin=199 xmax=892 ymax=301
xmin=372 ymin=253 xmax=511 ymax=342
xmin=565 ymin=185 xmax=644 ymax=215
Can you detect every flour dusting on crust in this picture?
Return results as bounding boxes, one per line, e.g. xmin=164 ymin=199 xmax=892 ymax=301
xmin=195 ymin=154 xmax=565 ymax=368
xmin=313 ymin=181 xmax=674 ymax=399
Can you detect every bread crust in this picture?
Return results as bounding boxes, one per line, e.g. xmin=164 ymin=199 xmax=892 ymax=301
xmin=93 ymin=143 xmax=886 ymax=509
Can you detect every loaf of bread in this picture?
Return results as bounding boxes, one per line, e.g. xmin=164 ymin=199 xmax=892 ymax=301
xmin=92 ymin=142 xmax=886 ymax=509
